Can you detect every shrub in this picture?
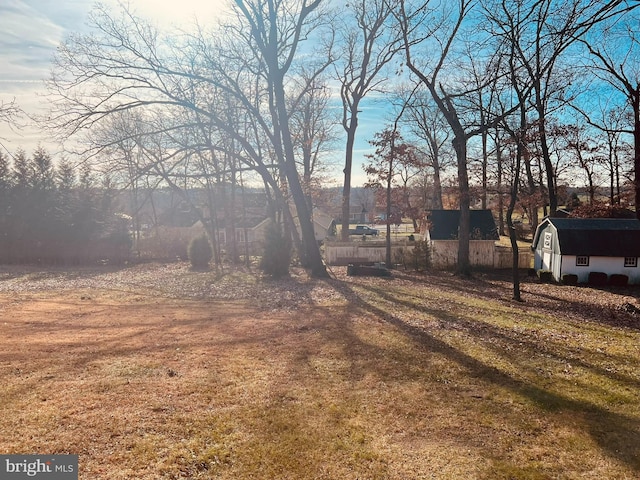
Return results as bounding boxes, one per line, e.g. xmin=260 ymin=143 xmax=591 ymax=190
xmin=188 ymin=234 xmax=213 ymax=269
xmin=393 ymin=248 xmax=407 ymax=270
xmin=610 ymin=274 xmax=629 ymax=287
xmin=588 ymin=272 xmax=608 ymax=286
xmin=138 ymin=227 xmax=190 ymax=261
xmin=409 ymin=240 xmax=431 ymax=271
xmin=561 ymin=274 xmax=578 ymax=285
xmin=260 ymin=222 xmax=291 ymax=278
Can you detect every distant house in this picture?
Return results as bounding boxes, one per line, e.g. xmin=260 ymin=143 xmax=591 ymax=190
xmin=311 ymin=208 xmax=337 ymax=242
xmin=531 ymin=217 xmax=640 ymax=284
xmin=349 ymin=205 xmax=368 ymax=224
xmin=190 ymin=216 xmax=272 ymax=255
xmin=289 ymin=204 xmax=337 ymax=243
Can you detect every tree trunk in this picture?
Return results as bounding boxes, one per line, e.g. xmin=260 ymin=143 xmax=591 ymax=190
xmin=496 ymin=131 xmax=505 ymax=236
xmin=386 ymin=146 xmax=393 ymax=268
xmin=481 ymin=117 xmax=488 ymax=210
xmin=507 ymin=197 xmax=522 ymax=301
xmin=341 ymin=110 xmax=359 ymax=241
xmin=508 ymin=107 xmax=526 ymax=302
xmin=432 ymin=162 xmax=444 ymax=210
xmin=274 ymin=83 xmax=328 ymax=278
xmin=634 ymin=86 xmax=640 ymax=220
xmin=453 ymin=135 xmax=471 ymax=276
xmin=536 ymin=102 xmax=557 ymax=216
xmin=428 ymin=135 xmax=444 ymax=209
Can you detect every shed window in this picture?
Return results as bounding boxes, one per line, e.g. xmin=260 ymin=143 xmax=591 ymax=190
xmin=624 ymin=257 xmax=638 ymax=268
xmin=576 ymin=256 xmax=589 ymax=266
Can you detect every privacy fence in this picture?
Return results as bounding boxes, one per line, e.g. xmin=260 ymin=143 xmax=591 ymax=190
xmin=325 ymin=239 xmax=533 ymax=270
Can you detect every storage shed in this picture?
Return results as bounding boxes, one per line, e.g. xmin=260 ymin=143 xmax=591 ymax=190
xmin=424 ymin=210 xmax=502 ymax=268
xmin=425 ymin=209 xmax=500 ymax=241
xmin=531 ymin=217 xmax=640 ymax=284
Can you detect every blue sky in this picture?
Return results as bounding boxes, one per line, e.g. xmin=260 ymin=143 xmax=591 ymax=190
xmin=0 ymin=0 xmax=385 ymax=187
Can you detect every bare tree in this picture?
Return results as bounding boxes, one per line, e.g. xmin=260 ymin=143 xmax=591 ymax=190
xmin=397 ymin=0 xmax=510 ymax=275
xmin=364 ymin=127 xmax=425 ymax=265
xmin=498 ymin=32 xmax=533 ymax=302
xmin=335 ymin=0 xmax=401 ymax=240
xmin=559 ymin=124 xmax=604 ymax=205
xmin=229 ymin=0 xmax=332 ymax=276
xmin=576 ymin=9 xmax=640 ymax=216
xmin=48 ymin=1 xmax=332 ymax=276
xmin=597 ymin=107 xmax=634 ymax=204
xmin=0 ymin=99 xmax=22 ymax=153
xmin=403 ymin=90 xmax=453 ymax=210
xmin=288 ymin=72 xmax=338 ymax=210
xmin=484 ymin=0 xmax=636 ymax=217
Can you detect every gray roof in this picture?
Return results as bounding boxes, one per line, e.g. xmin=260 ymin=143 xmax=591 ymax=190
xmin=538 ymin=218 xmax=640 ymax=256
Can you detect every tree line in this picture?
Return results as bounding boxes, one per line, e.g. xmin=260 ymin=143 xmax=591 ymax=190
xmin=0 ymin=148 xmax=131 ymax=264
xmin=1 ymin=0 xmax=637 ymax=287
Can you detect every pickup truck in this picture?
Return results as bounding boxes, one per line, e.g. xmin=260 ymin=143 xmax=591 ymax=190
xmin=349 ymin=225 xmax=379 ymax=236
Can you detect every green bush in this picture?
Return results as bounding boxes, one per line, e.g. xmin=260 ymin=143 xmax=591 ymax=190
xmin=260 ymin=222 xmax=291 ymax=278
xmin=409 ymin=240 xmax=431 ymax=271
xmin=188 ymin=234 xmax=213 ymax=269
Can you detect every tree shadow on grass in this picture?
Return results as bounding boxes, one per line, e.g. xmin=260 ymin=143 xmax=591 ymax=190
xmin=394 ymin=268 xmax=640 ymax=331
xmin=329 ymin=277 xmax=640 ymax=473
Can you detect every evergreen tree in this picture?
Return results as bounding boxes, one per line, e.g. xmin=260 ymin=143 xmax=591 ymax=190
xmin=56 ymin=159 xmax=77 ymax=191
xmin=260 ymin=222 xmax=292 ymax=278
xmin=0 ymin=151 xmax=12 ymax=190
xmin=32 ymin=146 xmax=56 ymax=191
xmin=12 ymin=148 xmax=32 ymax=188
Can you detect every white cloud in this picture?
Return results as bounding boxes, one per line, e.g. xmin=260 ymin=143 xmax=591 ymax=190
xmin=120 ymin=0 xmax=233 ymax=28
xmin=0 ymin=0 xmax=235 ymax=152
xmin=0 ymin=1 xmax=64 ymax=82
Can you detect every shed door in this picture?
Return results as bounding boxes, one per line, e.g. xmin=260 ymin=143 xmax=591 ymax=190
xmin=542 ymin=251 xmax=552 ymax=271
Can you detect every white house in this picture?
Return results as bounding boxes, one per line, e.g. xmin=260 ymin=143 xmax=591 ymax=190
xmin=531 ymin=217 xmax=640 ymax=284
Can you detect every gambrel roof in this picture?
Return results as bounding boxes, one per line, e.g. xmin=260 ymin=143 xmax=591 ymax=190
xmin=532 ymin=217 xmax=640 ymax=256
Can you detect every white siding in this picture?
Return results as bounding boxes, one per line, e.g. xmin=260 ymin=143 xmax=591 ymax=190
xmin=560 ymin=256 xmax=640 ymax=284
xmin=324 ymin=241 xmax=412 ymax=265
xmin=430 ymin=240 xmax=496 ymax=268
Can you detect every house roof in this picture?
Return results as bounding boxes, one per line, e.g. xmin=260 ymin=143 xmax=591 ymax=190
xmin=312 ymin=209 xmax=335 ymax=231
xmin=535 ymin=217 xmax=640 ymax=256
xmin=427 ymin=210 xmax=499 ymax=240
xmin=194 ymin=216 xmax=270 ymax=230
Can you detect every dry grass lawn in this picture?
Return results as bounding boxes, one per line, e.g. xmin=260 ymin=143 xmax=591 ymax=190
xmin=0 ymin=263 xmax=639 ymax=479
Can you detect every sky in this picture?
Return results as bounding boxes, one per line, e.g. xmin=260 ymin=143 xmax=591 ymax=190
xmin=0 ymin=0 xmax=381 ymax=187
xmin=0 ymin=0 xmax=233 ymax=152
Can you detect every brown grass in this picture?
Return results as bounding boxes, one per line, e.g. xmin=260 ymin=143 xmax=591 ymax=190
xmin=0 ymin=264 xmax=639 ymax=479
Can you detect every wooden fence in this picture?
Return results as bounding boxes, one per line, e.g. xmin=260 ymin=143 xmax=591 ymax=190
xmin=324 ymin=239 xmax=533 ymax=269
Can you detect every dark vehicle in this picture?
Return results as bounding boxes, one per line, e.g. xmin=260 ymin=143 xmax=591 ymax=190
xmin=349 ymin=225 xmax=379 ymax=236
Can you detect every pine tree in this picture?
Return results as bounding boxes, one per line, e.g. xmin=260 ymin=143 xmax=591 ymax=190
xmin=260 ymin=222 xmax=292 ymax=278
